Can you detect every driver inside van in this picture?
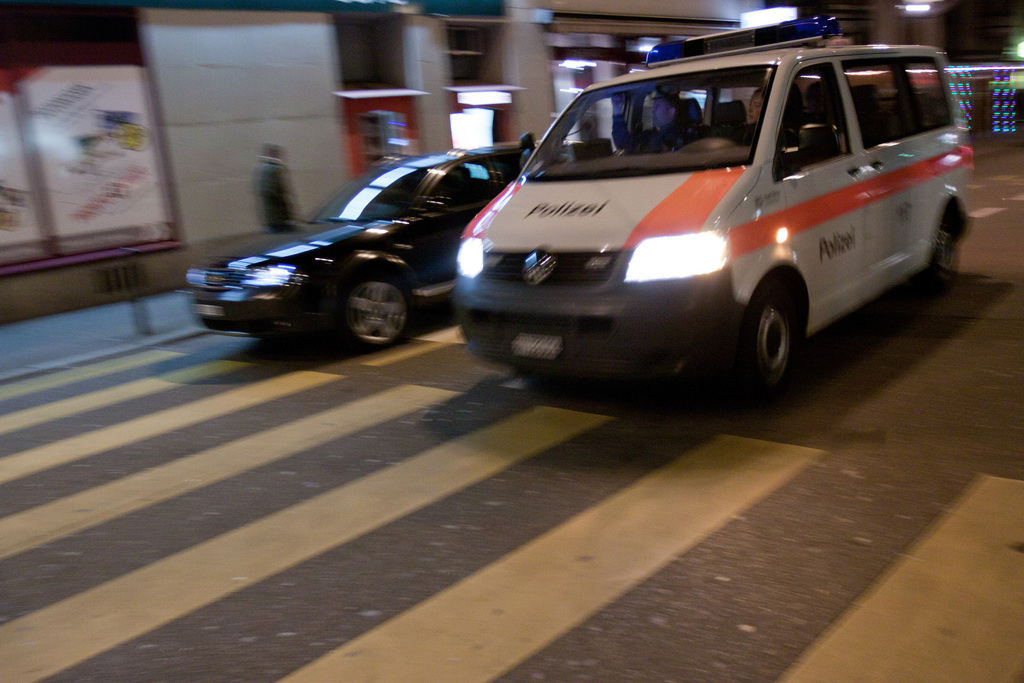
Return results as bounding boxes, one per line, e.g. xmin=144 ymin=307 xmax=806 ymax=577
xmin=613 ymin=91 xmax=699 ymax=154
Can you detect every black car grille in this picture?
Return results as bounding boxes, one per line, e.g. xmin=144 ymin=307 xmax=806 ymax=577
xmin=482 ymin=252 xmax=619 ymax=284
xmin=196 ymin=268 xmax=247 ymax=290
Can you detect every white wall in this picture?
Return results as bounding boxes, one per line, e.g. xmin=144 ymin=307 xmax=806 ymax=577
xmin=402 ymin=15 xmax=454 ymax=154
xmin=503 ymin=2 xmax=559 ymax=142
xmin=138 ymin=10 xmax=348 ymax=244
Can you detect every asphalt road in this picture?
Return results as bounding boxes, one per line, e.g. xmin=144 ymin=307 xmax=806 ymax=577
xmin=1 ymin=144 xmax=1022 ymax=682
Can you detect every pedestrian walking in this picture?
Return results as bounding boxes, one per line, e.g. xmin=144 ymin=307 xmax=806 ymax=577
xmin=255 ymin=144 xmax=294 ymax=233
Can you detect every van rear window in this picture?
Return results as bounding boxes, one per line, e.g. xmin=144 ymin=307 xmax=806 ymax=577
xmin=843 ymin=61 xmax=914 ymax=149
xmin=904 ymin=61 xmax=952 ymax=131
xmin=843 ymin=57 xmax=952 ymax=148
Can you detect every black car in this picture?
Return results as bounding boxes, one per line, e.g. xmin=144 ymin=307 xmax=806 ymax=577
xmin=187 ymin=145 xmax=521 ymax=348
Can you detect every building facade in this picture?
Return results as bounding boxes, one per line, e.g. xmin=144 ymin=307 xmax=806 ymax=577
xmin=11 ymin=0 xmax=1000 ymax=322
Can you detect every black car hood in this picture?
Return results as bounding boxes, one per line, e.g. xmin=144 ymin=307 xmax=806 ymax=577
xmin=211 ymin=221 xmax=392 ymax=267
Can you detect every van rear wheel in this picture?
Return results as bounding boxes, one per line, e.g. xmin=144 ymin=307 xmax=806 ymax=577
xmin=736 ymin=281 xmax=797 ymax=397
xmin=913 ymin=213 xmax=959 ymax=293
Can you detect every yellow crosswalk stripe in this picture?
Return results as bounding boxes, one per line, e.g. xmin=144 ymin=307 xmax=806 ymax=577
xmin=416 ymin=326 xmax=465 ymax=344
xmin=779 ymin=475 xmax=1024 ymax=683
xmin=362 ymin=340 xmax=452 ymax=367
xmin=0 ymin=360 xmax=248 ymax=436
xmin=0 ymin=384 xmax=456 ymax=561
xmin=0 ymin=405 xmax=610 ymax=683
xmin=359 ymin=326 xmax=467 ymax=366
xmin=0 ymin=370 xmax=340 ymax=485
xmin=281 ymin=435 xmax=821 ymax=683
xmin=0 ymin=350 xmax=180 ymax=402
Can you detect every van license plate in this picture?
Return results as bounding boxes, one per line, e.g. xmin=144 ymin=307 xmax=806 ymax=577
xmin=195 ymin=304 xmax=224 ymax=318
xmin=511 ymin=333 xmax=562 ymax=360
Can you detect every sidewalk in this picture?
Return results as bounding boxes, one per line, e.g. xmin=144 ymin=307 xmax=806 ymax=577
xmin=0 ymin=290 xmax=206 ymax=383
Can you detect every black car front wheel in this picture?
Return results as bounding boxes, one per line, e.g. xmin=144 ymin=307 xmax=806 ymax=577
xmin=339 ymin=276 xmax=408 ymax=349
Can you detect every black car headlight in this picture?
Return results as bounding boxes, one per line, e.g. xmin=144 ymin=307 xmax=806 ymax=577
xmin=241 ymin=264 xmax=299 ymax=287
xmin=186 ymin=267 xmax=208 ymax=286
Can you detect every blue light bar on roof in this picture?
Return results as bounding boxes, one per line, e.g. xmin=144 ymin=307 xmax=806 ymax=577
xmin=647 ymin=15 xmax=842 ymax=67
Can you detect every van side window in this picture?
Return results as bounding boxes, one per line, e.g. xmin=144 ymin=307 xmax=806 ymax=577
xmin=775 ymin=64 xmax=849 ymax=179
xmin=903 ymin=60 xmax=951 ymax=131
xmin=843 ymin=61 xmax=913 ymax=148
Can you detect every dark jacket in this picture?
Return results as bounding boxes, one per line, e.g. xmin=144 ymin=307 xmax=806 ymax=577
xmin=255 ymin=157 xmax=293 ymax=232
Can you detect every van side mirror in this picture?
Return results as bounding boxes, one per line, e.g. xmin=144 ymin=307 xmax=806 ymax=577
xmin=519 ymin=132 xmax=535 ymax=169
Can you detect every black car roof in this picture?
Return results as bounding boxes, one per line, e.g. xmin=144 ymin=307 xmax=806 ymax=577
xmin=373 ymin=143 xmax=520 ymax=171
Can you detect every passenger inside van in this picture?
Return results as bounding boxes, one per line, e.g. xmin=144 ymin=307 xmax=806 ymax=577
xmin=747 ymin=88 xmax=765 ymax=124
xmin=804 ymin=80 xmax=826 ymax=123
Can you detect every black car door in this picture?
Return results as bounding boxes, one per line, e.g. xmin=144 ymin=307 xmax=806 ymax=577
xmin=398 ymin=159 xmax=501 ymax=286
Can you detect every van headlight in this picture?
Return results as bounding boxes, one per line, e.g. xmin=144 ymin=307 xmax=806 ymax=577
xmin=624 ymin=233 xmax=728 ymax=282
xmin=241 ymin=264 xmax=298 ymax=287
xmin=457 ymin=238 xmax=485 ymax=278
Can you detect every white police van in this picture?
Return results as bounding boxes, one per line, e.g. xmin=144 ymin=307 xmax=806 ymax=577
xmin=453 ymin=16 xmax=971 ymax=394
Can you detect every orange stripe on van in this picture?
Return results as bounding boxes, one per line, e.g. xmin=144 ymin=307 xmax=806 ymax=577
xmin=462 ymin=181 xmax=522 ymax=240
xmin=623 ymin=167 xmax=746 ymax=248
xmin=729 ymin=149 xmax=971 ymax=259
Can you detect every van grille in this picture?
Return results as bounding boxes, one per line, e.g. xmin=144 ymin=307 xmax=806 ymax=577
xmin=482 ymin=252 xmax=619 ymax=284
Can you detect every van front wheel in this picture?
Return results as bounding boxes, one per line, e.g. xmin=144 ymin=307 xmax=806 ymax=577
xmin=736 ymin=281 xmax=797 ymax=397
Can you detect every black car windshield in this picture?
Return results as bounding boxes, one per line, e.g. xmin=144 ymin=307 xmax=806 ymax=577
xmin=524 ymin=66 xmax=773 ymax=181
xmin=311 ymin=158 xmax=445 ymax=222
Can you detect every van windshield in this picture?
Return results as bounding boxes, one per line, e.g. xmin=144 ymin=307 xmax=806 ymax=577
xmin=524 ymin=66 xmax=773 ymax=181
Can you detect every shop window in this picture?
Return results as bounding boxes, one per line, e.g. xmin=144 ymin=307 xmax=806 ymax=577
xmin=359 ymin=110 xmax=408 ymax=164
xmin=0 ymin=6 xmax=142 ymax=67
xmin=0 ymin=6 xmax=174 ymax=272
xmin=448 ymin=26 xmax=486 ymax=82
xmin=335 ymin=16 xmax=404 ymax=88
xmin=447 ymin=25 xmax=503 ymax=84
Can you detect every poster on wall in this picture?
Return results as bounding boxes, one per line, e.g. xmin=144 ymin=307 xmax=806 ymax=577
xmin=21 ymin=65 xmax=170 ymax=253
xmin=0 ymin=71 xmax=44 ymax=258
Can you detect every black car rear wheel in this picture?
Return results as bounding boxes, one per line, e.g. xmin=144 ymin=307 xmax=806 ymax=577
xmin=339 ymin=276 xmax=408 ymax=349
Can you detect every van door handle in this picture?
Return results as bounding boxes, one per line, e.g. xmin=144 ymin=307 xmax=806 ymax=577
xmin=848 ymin=161 xmax=884 ymax=178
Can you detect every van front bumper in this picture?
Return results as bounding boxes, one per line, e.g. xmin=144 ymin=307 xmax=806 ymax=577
xmin=453 ymin=269 xmax=743 ymax=379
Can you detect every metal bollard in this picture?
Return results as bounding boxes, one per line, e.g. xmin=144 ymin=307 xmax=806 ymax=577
xmin=118 ymin=247 xmax=152 ymax=337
